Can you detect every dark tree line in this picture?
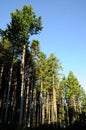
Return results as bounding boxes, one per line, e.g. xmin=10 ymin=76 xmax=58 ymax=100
xmin=0 ymin=4 xmax=86 ymax=130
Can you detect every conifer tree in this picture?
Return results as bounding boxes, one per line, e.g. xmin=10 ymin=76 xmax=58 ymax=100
xmin=5 ymin=5 xmax=43 ymax=126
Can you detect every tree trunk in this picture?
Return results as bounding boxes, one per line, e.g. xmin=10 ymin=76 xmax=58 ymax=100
xmin=0 ymin=65 xmax=4 ymax=89
xmin=52 ymin=74 xmax=57 ymax=123
xmin=24 ymin=78 xmax=30 ymax=127
xmin=0 ymin=65 xmax=4 ymax=110
xmin=4 ymin=62 xmax=13 ymax=123
xmin=46 ymin=92 xmax=49 ymax=124
xmin=42 ymin=94 xmax=45 ymax=124
xmin=19 ymin=44 xmax=26 ymax=126
xmin=11 ymin=78 xmax=17 ymax=124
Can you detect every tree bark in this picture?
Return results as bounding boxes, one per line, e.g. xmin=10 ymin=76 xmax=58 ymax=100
xmin=19 ymin=44 xmax=26 ymax=126
xmin=52 ymin=74 xmax=57 ymax=123
xmin=4 ymin=62 xmax=13 ymax=123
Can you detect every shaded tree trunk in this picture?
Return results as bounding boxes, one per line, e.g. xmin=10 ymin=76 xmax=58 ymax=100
xmin=4 ymin=62 xmax=13 ymax=123
xmin=0 ymin=65 xmax=4 ymax=110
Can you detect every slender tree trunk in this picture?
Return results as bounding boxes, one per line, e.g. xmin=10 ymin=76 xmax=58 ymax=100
xmin=40 ymin=80 xmax=45 ymax=124
xmin=11 ymin=78 xmax=17 ymax=124
xmin=0 ymin=65 xmax=4 ymax=110
xmin=27 ymin=75 xmax=33 ymax=128
xmin=4 ymin=62 xmax=13 ymax=123
xmin=24 ymin=78 xmax=30 ymax=127
xmin=27 ymin=89 xmax=32 ymax=127
xmin=48 ymin=93 xmax=50 ymax=124
xmin=32 ymin=84 xmax=36 ymax=127
xmin=66 ymin=102 xmax=69 ymax=126
xmin=42 ymin=94 xmax=45 ymax=124
xmin=19 ymin=44 xmax=26 ymax=126
xmin=46 ymin=92 xmax=49 ymax=124
xmin=0 ymin=65 xmax=4 ymax=89
xmin=52 ymin=74 xmax=57 ymax=123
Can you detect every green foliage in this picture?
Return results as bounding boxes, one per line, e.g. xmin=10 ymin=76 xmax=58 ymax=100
xmin=0 ymin=3 xmax=86 ymax=129
xmin=66 ymin=71 xmax=82 ymax=99
xmin=80 ymin=89 xmax=86 ymax=113
xmin=6 ymin=5 xmax=43 ymax=52
xmin=30 ymin=40 xmax=40 ymax=56
xmin=0 ymin=38 xmax=13 ymax=64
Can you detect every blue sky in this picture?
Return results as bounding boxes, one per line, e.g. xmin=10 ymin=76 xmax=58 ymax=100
xmin=0 ymin=0 xmax=86 ymax=91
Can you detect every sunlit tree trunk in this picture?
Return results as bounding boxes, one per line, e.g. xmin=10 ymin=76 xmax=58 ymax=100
xmin=0 ymin=65 xmax=4 ymax=89
xmin=19 ymin=44 xmax=26 ymax=126
xmin=48 ymin=92 xmax=51 ymax=124
xmin=52 ymin=74 xmax=57 ymax=123
xmin=69 ymin=94 xmax=76 ymax=124
xmin=39 ymin=80 xmax=42 ymax=124
xmin=46 ymin=92 xmax=49 ymax=124
xmin=42 ymin=93 xmax=45 ymax=124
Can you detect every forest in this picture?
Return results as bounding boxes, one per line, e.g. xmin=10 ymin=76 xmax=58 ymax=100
xmin=0 ymin=4 xmax=86 ymax=130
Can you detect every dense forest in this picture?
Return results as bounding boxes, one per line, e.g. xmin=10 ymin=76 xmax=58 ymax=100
xmin=0 ymin=5 xmax=86 ymax=130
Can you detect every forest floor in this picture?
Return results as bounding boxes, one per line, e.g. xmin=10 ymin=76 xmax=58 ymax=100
xmin=0 ymin=121 xmax=86 ymax=130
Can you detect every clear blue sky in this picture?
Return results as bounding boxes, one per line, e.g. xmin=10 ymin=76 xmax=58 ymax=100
xmin=0 ymin=0 xmax=86 ymax=91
